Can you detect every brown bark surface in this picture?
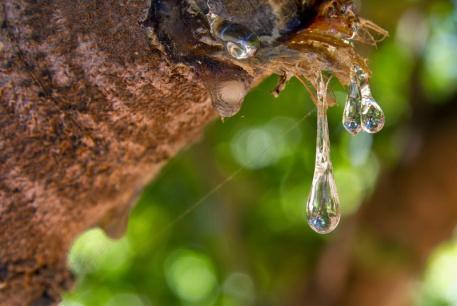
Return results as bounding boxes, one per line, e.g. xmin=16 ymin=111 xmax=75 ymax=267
xmin=0 ymin=1 xmax=215 ymax=304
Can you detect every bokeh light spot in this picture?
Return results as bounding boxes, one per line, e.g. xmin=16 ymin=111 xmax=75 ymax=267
xmin=59 ymin=301 xmax=84 ymax=306
xmin=349 ymin=133 xmax=373 ymax=166
xmin=231 ymin=117 xmax=302 ymax=169
xmin=223 ymin=272 xmax=255 ymax=303
xmin=164 ymin=249 xmax=218 ymax=303
xmin=334 ymin=168 xmax=364 ymax=216
xmin=68 ymin=229 xmax=131 ymax=277
xmin=103 ymin=293 xmax=146 ymax=306
xmin=419 ymin=235 xmax=457 ymax=305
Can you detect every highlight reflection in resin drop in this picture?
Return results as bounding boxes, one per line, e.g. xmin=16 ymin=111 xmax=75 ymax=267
xmin=342 ymin=78 xmax=362 ymax=135
xmin=307 ymin=81 xmax=341 ymax=234
xmin=210 ymin=18 xmax=260 ymax=60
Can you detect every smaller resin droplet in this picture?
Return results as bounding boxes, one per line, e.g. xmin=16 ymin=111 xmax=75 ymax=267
xmin=360 ymin=84 xmax=385 ymax=134
xmin=210 ymin=18 xmax=260 ymax=60
xmin=342 ymin=78 xmax=362 ymax=135
xmin=354 ymin=67 xmax=385 ymax=134
xmin=307 ymin=80 xmax=341 ymax=234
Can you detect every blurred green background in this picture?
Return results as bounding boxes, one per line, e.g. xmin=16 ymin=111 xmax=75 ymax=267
xmin=62 ymin=1 xmax=457 ymax=305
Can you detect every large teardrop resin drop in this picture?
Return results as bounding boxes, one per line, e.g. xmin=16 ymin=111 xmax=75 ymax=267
xmin=307 ymin=91 xmax=341 ymax=234
xmin=307 ymin=165 xmax=341 ymax=234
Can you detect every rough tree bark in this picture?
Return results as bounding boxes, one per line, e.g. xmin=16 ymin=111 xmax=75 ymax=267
xmin=0 ymin=1 xmax=218 ymax=304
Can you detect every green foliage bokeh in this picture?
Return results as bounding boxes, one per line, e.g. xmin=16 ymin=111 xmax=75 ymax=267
xmin=63 ymin=1 xmax=457 ymax=306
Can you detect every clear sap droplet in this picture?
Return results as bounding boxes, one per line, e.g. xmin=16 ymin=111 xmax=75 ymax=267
xmin=211 ymin=19 xmax=260 ymax=60
xmin=342 ymin=80 xmax=362 ymax=135
xmin=307 ymin=101 xmax=341 ymax=234
xmin=307 ymin=166 xmax=341 ymax=234
xmin=360 ymin=84 xmax=385 ymax=134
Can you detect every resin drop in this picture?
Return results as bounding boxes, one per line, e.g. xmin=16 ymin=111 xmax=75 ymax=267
xmin=307 ymin=82 xmax=341 ymax=234
xmin=210 ymin=18 xmax=260 ymax=59
xmin=354 ymin=67 xmax=385 ymax=134
xmin=360 ymin=84 xmax=385 ymax=133
xmin=342 ymin=78 xmax=362 ymax=135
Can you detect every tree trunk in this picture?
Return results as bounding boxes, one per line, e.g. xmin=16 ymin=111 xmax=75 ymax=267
xmin=0 ymin=1 xmax=216 ymax=304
